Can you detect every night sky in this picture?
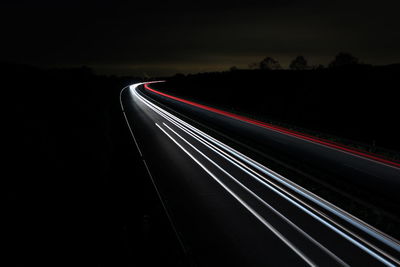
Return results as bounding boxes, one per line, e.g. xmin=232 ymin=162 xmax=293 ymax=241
xmin=1 ymin=0 xmax=399 ymax=76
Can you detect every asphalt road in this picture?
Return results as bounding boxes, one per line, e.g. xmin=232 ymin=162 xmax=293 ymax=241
xmin=121 ymin=82 xmax=400 ymax=266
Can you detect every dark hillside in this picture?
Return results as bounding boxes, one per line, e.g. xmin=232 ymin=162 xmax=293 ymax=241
xmin=4 ymin=63 xmax=184 ymax=266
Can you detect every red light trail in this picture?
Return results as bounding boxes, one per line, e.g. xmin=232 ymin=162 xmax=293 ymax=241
xmin=144 ymin=83 xmax=400 ymax=168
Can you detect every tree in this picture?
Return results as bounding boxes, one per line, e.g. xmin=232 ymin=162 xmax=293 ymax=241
xmin=259 ymin=57 xmax=281 ymax=70
xmin=229 ymin=66 xmax=238 ymax=72
xmin=289 ymin=56 xmax=308 ymax=70
xmin=328 ymin=52 xmax=359 ymax=68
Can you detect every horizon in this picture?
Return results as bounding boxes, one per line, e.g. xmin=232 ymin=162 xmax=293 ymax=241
xmin=5 ymin=54 xmax=400 ymax=78
xmin=1 ymin=0 xmax=399 ymax=76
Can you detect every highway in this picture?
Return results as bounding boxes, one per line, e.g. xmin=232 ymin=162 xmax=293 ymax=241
xmin=120 ymin=82 xmax=400 ymax=266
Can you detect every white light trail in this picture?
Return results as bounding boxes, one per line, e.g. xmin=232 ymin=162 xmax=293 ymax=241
xmin=162 ymin=122 xmax=349 ymax=266
xmin=155 ymin=122 xmax=316 ymax=267
xmin=130 ymin=83 xmax=400 ymax=266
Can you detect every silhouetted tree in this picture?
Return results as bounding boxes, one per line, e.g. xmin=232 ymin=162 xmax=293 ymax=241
xmin=289 ymin=56 xmax=308 ymax=70
xmin=229 ymin=66 xmax=238 ymax=72
xmin=259 ymin=57 xmax=281 ymax=70
xmin=328 ymin=52 xmax=359 ymax=68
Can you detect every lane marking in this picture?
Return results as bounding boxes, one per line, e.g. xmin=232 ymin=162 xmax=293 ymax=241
xmin=120 ymin=84 xmax=188 ymax=256
xmin=120 ymin=86 xmax=143 ymax=156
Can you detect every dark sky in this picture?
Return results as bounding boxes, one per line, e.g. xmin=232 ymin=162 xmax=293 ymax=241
xmin=1 ymin=0 xmax=399 ymax=76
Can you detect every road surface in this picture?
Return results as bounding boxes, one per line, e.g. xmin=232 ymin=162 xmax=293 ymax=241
xmin=120 ymin=82 xmax=400 ymax=266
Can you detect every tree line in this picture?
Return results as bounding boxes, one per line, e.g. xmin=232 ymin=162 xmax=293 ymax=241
xmin=233 ymin=52 xmax=361 ymax=71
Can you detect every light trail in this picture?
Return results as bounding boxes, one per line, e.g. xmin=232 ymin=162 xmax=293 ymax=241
xmin=144 ymin=83 xmax=400 ymax=169
xmin=162 ymin=122 xmax=349 ymax=266
xmin=131 ymin=83 xmax=400 ymax=266
xmin=136 ymin=84 xmax=400 ymax=253
xmin=155 ymin=122 xmax=317 ymax=267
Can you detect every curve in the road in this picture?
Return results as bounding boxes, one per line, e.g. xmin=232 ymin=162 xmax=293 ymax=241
xmin=132 ymin=83 xmax=400 ymax=266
